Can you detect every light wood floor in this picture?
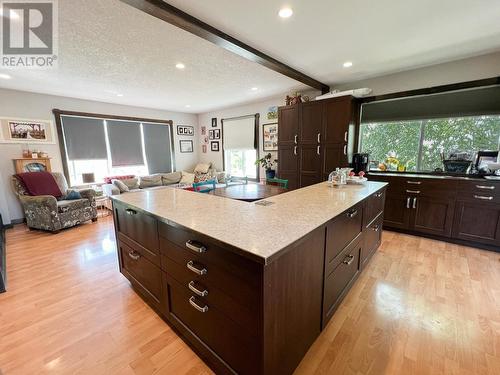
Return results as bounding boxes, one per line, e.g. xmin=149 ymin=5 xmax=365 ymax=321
xmin=1 ymin=218 xmax=499 ymax=374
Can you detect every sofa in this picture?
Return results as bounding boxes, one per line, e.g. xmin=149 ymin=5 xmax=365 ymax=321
xmin=103 ymin=163 xmax=227 ymax=197
xmin=12 ymin=172 xmax=98 ymax=233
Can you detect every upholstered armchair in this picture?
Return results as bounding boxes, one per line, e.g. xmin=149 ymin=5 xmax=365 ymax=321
xmin=12 ymin=172 xmax=97 ymax=233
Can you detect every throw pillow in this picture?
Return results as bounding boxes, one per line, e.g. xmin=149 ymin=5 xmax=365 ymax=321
xmin=215 ymin=172 xmax=227 ymax=183
xmin=194 ymin=172 xmax=211 ymax=183
xmin=139 ymin=175 xmax=162 ymax=189
xmin=179 ymin=171 xmax=195 ymax=185
xmin=122 ymin=177 xmax=139 ymax=190
xmin=194 ymin=163 xmax=211 ymax=174
xmin=65 ymin=190 xmax=82 ymax=200
xmin=112 ymin=179 xmax=129 ymax=193
xmin=161 ymin=171 xmax=182 ymax=185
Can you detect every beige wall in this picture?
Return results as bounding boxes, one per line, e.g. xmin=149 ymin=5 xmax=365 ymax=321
xmin=333 ymin=51 xmax=500 ymax=96
xmin=0 ymin=88 xmax=198 ymax=224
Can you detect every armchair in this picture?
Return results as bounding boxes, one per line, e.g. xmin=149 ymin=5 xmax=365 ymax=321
xmin=12 ymin=172 xmax=98 ymax=233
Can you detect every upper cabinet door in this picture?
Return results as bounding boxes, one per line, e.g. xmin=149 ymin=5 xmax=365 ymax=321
xmin=323 ymin=97 xmax=355 ymax=144
xmin=300 ymin=101 xmax=324 ymax=144
xmin=278 ymin=105 xmax=299 ymax=145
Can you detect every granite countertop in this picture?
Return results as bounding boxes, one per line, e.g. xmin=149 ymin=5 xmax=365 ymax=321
xmin=111 ymin=181 xmax=387 ymax=264
xmin=369 ymin=172 xmax=500 ymax=181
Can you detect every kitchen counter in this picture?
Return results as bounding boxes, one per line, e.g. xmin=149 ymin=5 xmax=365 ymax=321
xmin=111 ymin=181 xmax=387 ymax=264
xmin=369 ymin=171 xmax=500 ymax=181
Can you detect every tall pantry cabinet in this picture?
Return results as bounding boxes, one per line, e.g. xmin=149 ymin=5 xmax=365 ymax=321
xmin=277 ymin=95 xmax=359 ymax=190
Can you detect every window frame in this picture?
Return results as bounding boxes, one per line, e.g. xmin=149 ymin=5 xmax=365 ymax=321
xmin=53 ymin=109 xmax=174 ymax=186
xmin=221 ymin=113 xmax=260 ymax=181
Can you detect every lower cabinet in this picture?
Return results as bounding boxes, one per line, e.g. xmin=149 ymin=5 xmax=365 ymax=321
xmin=361 ymin=213 xmax=383 ymax=269
xmin=452 ymin=200 xmax=500 ymax=246
xmin=412 ymin=196 xmax=455 ymax=237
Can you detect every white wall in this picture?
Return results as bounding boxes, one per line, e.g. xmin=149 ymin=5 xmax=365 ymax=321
xmin=197 ymin=91 xmax=319 ymax=176
xmin=333 ymin=51 xmax=500 ymax=96
xmin=0 ymin=88 xmax=198 ymax=224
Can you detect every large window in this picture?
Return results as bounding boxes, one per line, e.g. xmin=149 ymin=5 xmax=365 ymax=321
xmin=58 ymin=113 xmax=173 ymax=186
xmin=222 ymin=114 xmax=259 ymax=179
xmin=359 ymin=116 xmax=500 ymax=171
xmin=359 ymin=86 xmax=500 ymax=172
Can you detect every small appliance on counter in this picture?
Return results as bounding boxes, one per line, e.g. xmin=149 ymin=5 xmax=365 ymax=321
xmin=442 ymin=150 xmax=473 ymax=173
xmin=352 ymin=153 xmax=369 ymax=174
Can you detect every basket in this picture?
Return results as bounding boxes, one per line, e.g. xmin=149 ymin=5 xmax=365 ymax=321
xmin=443 ymin=160 xmax=471 ymax=173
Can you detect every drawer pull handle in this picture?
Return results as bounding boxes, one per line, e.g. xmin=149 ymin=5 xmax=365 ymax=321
xmin=189 ymin=296 xmax=208 ymax=313
xmin=343 ymin=254 xmax=355 ymax=265
xmin=294 ymin=134 xmax=298 ymax=144
xmin=185 ymin=240 xmax=207 ymax=253
xmin=125 ymin=208 xmax=137 ymax=215
xmin=375 ymin=192 xmax=383 ymax=198
xmin=406 ymin=190 xmax=420 ymax=194
xmin=407 ymin=181 xmax=422 ymax=185
xmin=317 ymin=133 xmax=321 ymax=143
xmin=347 ymin=209 xmax=358 ymax=218
xmin=407 ymin=197 xmax=411 ymax=209
xmin=474 ymin=195 xmax=493 ymax=201
xmin=476 ymin=185 xmax=495 ymax=190
xmin=343 ymin=144 xmax=347 ymax=155
xmin=372 ymin=224 xmax=380 ymax=232
xmin=187 ymin=261 xmax=207 ymax=275
xmin=128 ymin=250 xmax=140 ymax=261
xmin=294 ymin=145 xmax=297 ymax=156
xmin=188 ymin=281 xmax=208 ymax=297
xmin=344 ymin=131 xmax=348 ymax=142
xmin=317 ymin=145 xmax=321 ymax=155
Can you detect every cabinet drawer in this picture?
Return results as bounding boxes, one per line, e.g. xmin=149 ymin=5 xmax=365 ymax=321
xmin=114 ymin=203 xmax=159 ymax=253
xmin=118 ymin=232 xmax=160 ymax=267
xmin=326 ymin=203 xmax=363 ymax=264
xmin=160 ymin=237 xmax=259 ymax=312
xmin=166 ymin=275 xmax=260 ymax=375
xmin=457 ymin=180 xmax=500 ymax=195
xmin=323 ymin=238 xmax=361 ymax=326
xmin=361 ymin=213 xmax=383 ymax=268
xmin=456 ymin=191 xmax=500 ymax=204
xmin=163 ymin=255 xmax=258 ymax=332
xmin=364 ymin=189 xmax=385 ymax=226
xmin=119 ymin=241 xmax=164 ymax=311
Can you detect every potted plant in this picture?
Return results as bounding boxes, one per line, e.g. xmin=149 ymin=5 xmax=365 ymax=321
xmin=256 ymin=153 xmax=278 ymax=179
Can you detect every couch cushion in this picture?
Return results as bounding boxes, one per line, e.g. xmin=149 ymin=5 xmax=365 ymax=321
xmin=56 ymin=199 xmax=90 ymax=213
xmin=103 ymin=175 xmax=135 ymax=184
xmin=194 ymin=172 xmax=212 ymax=183
xmin=161 ymin=171 xmax=182 ymax=185
xmin=112 ymin=179 xmax=129 ymax=193
xmin=122 ymin=177 xmax=139 ymax=190
xmin=194 ymin=163 xmax=212 ymax=174
xmin=139 ymin=175 xmax=162 ymax=189
xmin=180 ymin=171 xmax=195 ymax=184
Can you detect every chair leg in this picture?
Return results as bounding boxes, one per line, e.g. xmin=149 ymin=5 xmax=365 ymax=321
xmin=92 ymin=218 xmax=98 ymax=222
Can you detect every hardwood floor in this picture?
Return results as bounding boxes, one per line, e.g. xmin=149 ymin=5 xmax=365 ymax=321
xmin=1 ymin=218 xmax=499 ymax=374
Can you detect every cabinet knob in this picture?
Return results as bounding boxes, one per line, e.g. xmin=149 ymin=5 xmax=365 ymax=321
xmin=343 ymin=254 xmax=355 ymax=265
xmin=127 ymin=250 xmax=140 ymax=261
xmin=185 ymin=240 xmax=207 ymax=253
xmin=372 ymin=224 xmax=380 ymax=232
xmin=187 ymin=261 xmax=207 ymax=275
xmin=347 ymin=209 xmax=358 ymax=218
xmin=375 ymin=192 xmax=383 ymax=198
xmin=189 ymin=296 xmax=209 ymax=313
xmin=125 ymin=208 xmax=137 ymax=215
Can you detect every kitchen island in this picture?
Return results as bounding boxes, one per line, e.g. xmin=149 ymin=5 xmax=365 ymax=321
xmin=111 ymin=181 xmax=387 ymax=375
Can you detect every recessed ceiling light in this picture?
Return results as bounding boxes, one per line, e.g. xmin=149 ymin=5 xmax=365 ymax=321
xmin=116 ymin=93 xmax=124 ymax=97
xmin=0 ymin=73 xmax=12 ymax=80
xmin=185 ymin=104 xmax=191 ymax=108
xmin=176 ymin=63 xmax=185 ymax=70
xmin=278 ymin=7 xmax=293 ymax=18
xmin=343 ymin=61 xmax=353 ymax=68
xmin=251 ymin=87 xmax=258 ymax=91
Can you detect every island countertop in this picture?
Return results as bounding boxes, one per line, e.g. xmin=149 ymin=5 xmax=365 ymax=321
xmin=111 ymin=181 xmax=387 ymax=264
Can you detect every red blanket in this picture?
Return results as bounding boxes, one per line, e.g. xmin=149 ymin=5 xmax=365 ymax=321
xmin=16 ymin=172 xmax=63 ymax=197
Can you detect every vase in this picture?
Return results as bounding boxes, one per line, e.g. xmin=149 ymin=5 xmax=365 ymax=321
xmin=266 ymin=170 xmax=276 ymax=179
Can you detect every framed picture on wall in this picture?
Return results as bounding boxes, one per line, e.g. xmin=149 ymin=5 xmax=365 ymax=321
xmin=202 ymin=144 xmax=207 ymax=153
xmin=211 ymin=117 xmax=217 ymax=127
xmin=201 ymin=126 xmax=206 ymax=135
xmin=263 ymin=122 xmax=278 ymax=151
xmin=214 ymin=129 xmax=220 ymax=139
xmin=210 ymin=141 xmax=219 ymax=152
xmin=0 ymin=117 xmax=56 ymax=144
xmin=267 ymin=106 xmax=278 ymax=120
xmin=209 ymin=129 xmax=215 ymax=140
xmin=179 ymin=140 xmax=193 ymax=153
xmin=177 ymin=125 xmax=194 ymax=136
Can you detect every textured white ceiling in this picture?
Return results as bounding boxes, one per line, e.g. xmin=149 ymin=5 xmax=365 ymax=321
xmin=167 ymin=0 xmax=500 ymax=85
xmin=0 ymin=0 xmax=306 ymax=113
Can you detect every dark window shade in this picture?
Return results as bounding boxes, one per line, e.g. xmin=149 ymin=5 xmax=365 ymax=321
xmin=143 ymin=123 xmax=173 ymax=174
xmin=361 ymin=85 xmax=500 ymax=123
xmin=61 ymin=116 xmax=107 ymax=160
xmin=106 ymin=120 xmax=144 ymax=167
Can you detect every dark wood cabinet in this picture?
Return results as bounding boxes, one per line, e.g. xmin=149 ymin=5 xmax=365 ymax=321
xmin=412 ymin=196 xmax=455 ymax=237
xmin=114 ymin=203 xmax=159 ymax=253
xmin=453 ymin=200 xmax=500 ymax=246
xmin=278 ymin=96 xmax=358 ymax=189
xmin=383 ymin=194 xmax=412 ymax=229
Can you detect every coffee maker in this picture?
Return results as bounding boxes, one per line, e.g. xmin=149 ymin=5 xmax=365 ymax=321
xmin=352 ymin=153 xmax=369 ymax=174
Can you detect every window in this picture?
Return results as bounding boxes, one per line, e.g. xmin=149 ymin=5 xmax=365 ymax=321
xmin=222 ymin=114 xmax=259 ymax=179
xmin=58 ymin=113 xmax=173 ymax=186
xmin=359 ymin=115 xmax=500 ymax=171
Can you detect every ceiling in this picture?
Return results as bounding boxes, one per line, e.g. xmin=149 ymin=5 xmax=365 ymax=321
xmin=168 ymin=0 xmax=500 ymax=85
xmin=0 ymin=0 xmax=306 ymax=114
xmin=1 ymin=0 xmax=500 ymax=114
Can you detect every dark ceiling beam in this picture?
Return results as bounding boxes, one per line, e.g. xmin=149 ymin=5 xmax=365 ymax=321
xmin=119 ymin=0 xmax=330 ymax=94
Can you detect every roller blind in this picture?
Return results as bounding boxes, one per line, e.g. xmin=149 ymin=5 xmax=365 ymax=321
xmin=106 ymin=120 xmax=144 ymax=167
xmin=143 ymin=122 xmax=173 ymax=174
xmin=222 ymin=115 xmax=256 ymax=150
xmin=61 ymin=116 xmax=107 ymax=160
xmin=361 ymin=85 xmax=500 ymax=123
